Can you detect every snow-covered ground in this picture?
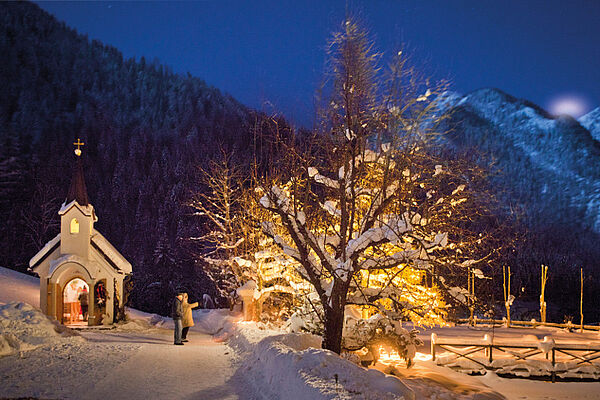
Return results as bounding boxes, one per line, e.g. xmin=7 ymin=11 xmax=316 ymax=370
xmin=1 ymin=266 xmax=600 ymax=399
xmin=0 ymin=266 xmax=39 ymax=306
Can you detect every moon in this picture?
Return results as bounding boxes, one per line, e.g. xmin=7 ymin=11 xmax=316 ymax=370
xmin=548 ymin=96 xmax=588 ymax=118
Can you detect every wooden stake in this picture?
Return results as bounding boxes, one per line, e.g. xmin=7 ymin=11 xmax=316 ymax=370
xmin=540 ymin=265 xmax=548 ymax=323
xmin=580 ymin=268 xmax=584 ymax=332
xmin=503 ymin=266 xmax=511 ymax=327
xmin=468 ymin=268 xmax=474 ymax=325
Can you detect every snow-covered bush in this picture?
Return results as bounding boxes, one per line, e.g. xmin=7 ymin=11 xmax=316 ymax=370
xmin=288 ymin=296 xmax=422 ymax=367
xmin=343 ymin=314 xmax=422 ymax=367
xmin=286 ymin=291 xmax=325 ymax=335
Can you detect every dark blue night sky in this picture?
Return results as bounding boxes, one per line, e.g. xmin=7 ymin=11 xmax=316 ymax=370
xmin=36 ymin=0 xmax=600 ymax=128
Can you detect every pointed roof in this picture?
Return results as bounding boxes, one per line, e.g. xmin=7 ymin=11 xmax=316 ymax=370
xmin=66 ymin=155 xmax=89 ymax=206
xmin=29 ymin=229 xmax=132 ymax=275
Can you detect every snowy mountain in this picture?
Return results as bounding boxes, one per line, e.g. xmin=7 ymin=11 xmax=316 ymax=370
xmin=440 ymin=88 xmax=600 ymax=234
xmin=438 ymin=88 xmax=600 ymax=317
xmin=579 ymin=107 xmax=600 ymax=142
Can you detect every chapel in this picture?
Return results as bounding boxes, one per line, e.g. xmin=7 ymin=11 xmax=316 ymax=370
xmin=29 ymin=139 xmax=132 ymax=326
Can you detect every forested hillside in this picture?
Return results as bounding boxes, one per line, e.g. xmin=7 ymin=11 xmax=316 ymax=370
xmin=440 ymin=89 xmax=600 ymax=321
xmin=0 ymin=1 xmax=271 ymax=314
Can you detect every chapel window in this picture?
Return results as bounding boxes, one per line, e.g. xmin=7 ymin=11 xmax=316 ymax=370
xmin=70 ymin=218 xmax=79 ymax=234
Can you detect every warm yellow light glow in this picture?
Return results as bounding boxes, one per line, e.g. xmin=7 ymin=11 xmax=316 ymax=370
xmin=377 ymin=348 xmax=432 ymax=366
xmin=377 ymin=345 xmax=403 ymax=365
xmin=70 ymin=218 xmax=79 ymax=234
xmin=414 ymin=352 xmax=432 ymax=362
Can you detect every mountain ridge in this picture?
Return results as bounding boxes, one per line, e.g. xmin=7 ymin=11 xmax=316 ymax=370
xmin=440 ymin=87 xmax=600 ymax=232
xmin=580 ymin=107 xmax=600 ymax=142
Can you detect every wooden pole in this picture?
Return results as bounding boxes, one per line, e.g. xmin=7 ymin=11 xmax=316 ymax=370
xmin=503 ymin=266 xmax=511 ymax=327
xmin=503 ymin=266 xmax=506 ymax=324
xmin=580 ymin=268 xmax=584 ymax=332
xmin=471 ymin=269 xmax=475 ymax=323
xmin=540 ymin=265 xmax=548 ymax=323
xmin=468 ymin=268 xmax=474 ymax=325
xmin=508 ymin=267 xmax=511 ymax=326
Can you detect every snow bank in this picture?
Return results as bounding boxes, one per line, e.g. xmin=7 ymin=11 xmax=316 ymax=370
xmin=0 ymin=266 xmax=39 ymax=306
xmin=114 ymin=307 xmax=171 ymax=331
xmin=196 ymin=311 xmax=509 ymax=399
xmin=192 ymin=308 xmax=242 ymax=340
xmin=117 ymin=307 xmax=243 ymax=338
xmin=0 ymin=301 xmax=81 ymax=357
xmin=228 ymin=323 xmax=413 ymax=400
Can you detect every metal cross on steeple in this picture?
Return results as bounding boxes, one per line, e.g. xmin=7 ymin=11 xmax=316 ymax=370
xmin=73 ymin=138 xmax=85 ymax=156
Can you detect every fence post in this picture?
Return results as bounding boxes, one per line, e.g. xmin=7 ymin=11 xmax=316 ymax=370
xmin=551 ymin=348 xmax=556 ymax=383
xmin=503 ymin=266 xmax=512 ymax=327
xmin=431 ymin=333 xmax=437 ymax=361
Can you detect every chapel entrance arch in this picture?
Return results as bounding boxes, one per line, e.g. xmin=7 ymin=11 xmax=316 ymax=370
xmin=62 ymin=278 xmax=89 ymax=326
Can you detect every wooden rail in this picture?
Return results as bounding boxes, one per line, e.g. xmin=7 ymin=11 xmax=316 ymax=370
xmin=431 ymin=334 xmax=600 ymax=381
xmin=457 ymin=318 xmax=600 ymax=332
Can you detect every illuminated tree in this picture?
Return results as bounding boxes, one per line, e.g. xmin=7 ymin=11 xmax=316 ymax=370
xmin=231 ymin=191 xmax=305 ymax=321
xmin=256 ymin=19 xmax=501 ymax=354
xmin=190 ymin=151 xmax=302 ymax=314
xmin=189 ymin=151 xmax=246 ymax=306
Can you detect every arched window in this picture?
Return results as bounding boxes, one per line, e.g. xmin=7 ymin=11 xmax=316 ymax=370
xmin=70 ymin=218 xmax=79 ymax=234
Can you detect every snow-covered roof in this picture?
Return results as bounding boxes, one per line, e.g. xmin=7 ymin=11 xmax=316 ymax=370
xmin=91 ymin=230 xmax=132 ymax=274
xmin=29 ymin=233 xmax=61 ymax=272
xmin=58 ymin=199 xmax=97 ymax=220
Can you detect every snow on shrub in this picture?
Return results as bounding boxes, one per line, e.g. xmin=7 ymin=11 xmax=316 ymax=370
xmin=343 ymin=314 xmax=422 ymax=367
xmin=0 ymin=302 xmax=80 ymax=357
xmin=288 ymin=298 xmax=422 ymax=367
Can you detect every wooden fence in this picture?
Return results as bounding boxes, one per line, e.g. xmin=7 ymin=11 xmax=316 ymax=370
xmin=431 ymin=334 xmax=600 ymax=381
xmin=457 ymin=317 xmax=600 ymax=332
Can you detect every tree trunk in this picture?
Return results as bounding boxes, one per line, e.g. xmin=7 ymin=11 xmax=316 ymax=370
xmin=322 ymin=304 xmax=345 ymax=354
xmin=321 ymin=283 xmax=347 ymax=354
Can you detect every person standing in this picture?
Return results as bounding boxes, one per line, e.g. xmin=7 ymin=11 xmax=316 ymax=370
xmin=79 ymin=286 xmax=89 ymax=321
xmin=67 ymin=281 xmax=79 ymax=323
xmin=181 ymin=293 xmax=198 ymax=342
xmin=171 ymin=292 xmax=184 ymax=345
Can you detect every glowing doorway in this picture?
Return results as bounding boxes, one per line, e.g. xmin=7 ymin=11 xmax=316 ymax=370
xmin=63 ymin=278 xmax=89 ymax=325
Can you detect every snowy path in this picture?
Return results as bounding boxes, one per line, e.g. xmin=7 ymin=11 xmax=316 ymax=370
xmin=0 ymin=326 xmax=251 ymax=400
xmin=85 ymin=329 xmax=245 ymax=400
xmin=2 ymin=265 xmax=600 ymax=400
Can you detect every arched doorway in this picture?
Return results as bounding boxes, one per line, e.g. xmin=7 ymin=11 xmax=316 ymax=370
xmin=62 ymin=278 xmax=89 ymax=326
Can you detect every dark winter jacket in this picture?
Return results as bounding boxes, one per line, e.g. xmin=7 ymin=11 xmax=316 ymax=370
xmin=79 ymin=291 xmax=88 ymax=305
xmin=171 ymin=297 xmax=183 ymax=320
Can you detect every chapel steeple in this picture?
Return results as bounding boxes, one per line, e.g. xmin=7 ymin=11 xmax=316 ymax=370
xmin=66 ymin=138 xmax=89 ymax=206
